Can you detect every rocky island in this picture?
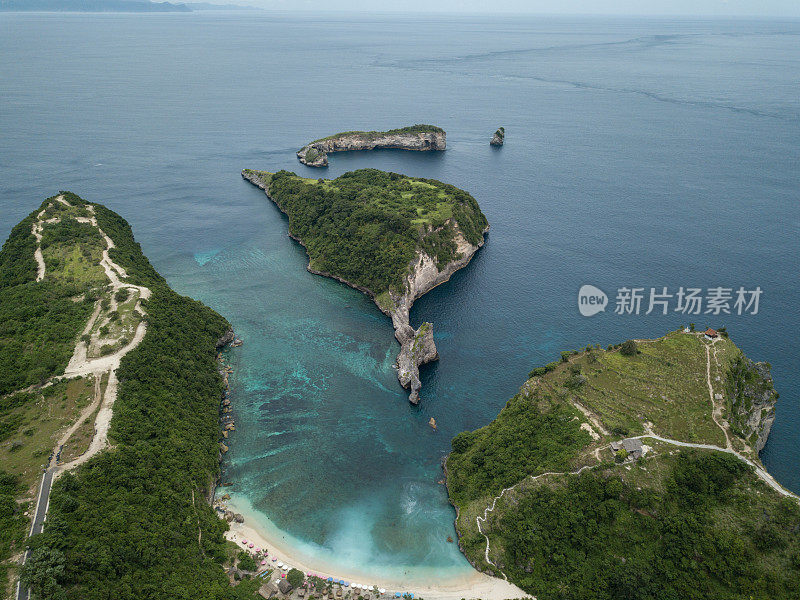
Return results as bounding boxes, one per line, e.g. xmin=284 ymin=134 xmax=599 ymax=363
xmin=242 ymin=167 xmax=488 ymax=404
xmin=296 ymin=125 xmax=446 ymax=167
xmin=445 ymin=329 xmax=799 ymax=600
xmin=490 ymin=127 xmax=504 ymax=146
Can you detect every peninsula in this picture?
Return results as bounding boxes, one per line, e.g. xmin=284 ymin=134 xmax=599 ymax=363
xmin=296 ymin=125 xmax=446 ymax=167
xmin=445 ymin=330 xmax=799 ymax=600
xmin=242 ymin=168 xmax=488 ymax=403
xmin=0 ymin=194 xmax=253 ymax=599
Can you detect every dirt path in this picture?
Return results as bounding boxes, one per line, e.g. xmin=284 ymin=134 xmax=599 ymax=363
xmin=30 ymin=219 xmax=46 ymax=282
xmin=17 ymin=199 xmax=153 ymax=598
xmin=17 ymin=197 xmax=153 ymax=599
xmin=704 ymin=340 xmax=732 ymax=449
xmin=476 ymin=463 xmax=599 ymax=579
xmin=54 ymin=206 xmax=150 ymax=470
xmin=476 ymin=428 xmax=799 ymax=581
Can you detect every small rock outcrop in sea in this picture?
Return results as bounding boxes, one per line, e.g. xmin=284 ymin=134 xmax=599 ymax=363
xmin=490 ymin=127 xmax=505 ymax=146
xmin=215 ymin=328 xmax=235 ymax=349
xmin=297 ymin=126 xmax=446 ymax=167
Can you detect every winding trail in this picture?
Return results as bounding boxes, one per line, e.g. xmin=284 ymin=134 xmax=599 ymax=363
xmin=16 ymin=198 xmax=151 ymax=600
xmin=704 ymin=338 xmax=732 ymax=450
xmin=476 ymin=425 xmax=798 ymax=580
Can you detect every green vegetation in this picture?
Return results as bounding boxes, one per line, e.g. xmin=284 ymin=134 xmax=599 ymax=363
xmin=310 ymin=124 xmax=444 ymax=144
xmin=237 ymin=551 xmax=257 ymax=572
xmin=0 ymin=470 xmax=28 ymax=594
xmin=447 ymin=396 xmax=590 ymax=507
xmin=304 ymin=147 xmax=321 ymax=163
xmin=619 ymin=339 xmax=638 ymax=356
xmin=287 ymin=568 xmax=305 ymax=588
xmin=243 ymin=168 xmax=487 ymax=297
xmin=446 ymin=330 xmax=796 ymax=599
xmin=0 ymin=194 xmax=104 ymax=395
xmin=487 ymin=451 xmax=800 ymax=600
xmin=1 ymin=377 xmax=96 ymax=491
xmin=543 ymin=332 xmax=735 ymax=445
xmin=0 ymin=193 xmax=257 ymax=599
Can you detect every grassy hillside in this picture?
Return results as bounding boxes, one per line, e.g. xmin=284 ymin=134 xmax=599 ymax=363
xmin=446 ymin=331 xmax=799 ymax=600
xmin=0 ymin=194 xmax=258 ymax=600
xmin=242 ymin=168 xmax=487 ymax=299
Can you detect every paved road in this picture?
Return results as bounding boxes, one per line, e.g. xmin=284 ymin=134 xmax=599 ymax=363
xmin=16 ymin=466 xmax=56 ymax=600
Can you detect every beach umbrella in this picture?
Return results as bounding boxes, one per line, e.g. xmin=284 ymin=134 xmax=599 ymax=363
xmin=272 ymin=557 xmax=277 ymax=562
xmin=327 ymin=577 xmax=333 ymax=583
xmin=242 ymin=539 xmax=248 ymax=544
xmin=379 ymin=589 xmax=386 ymax=595
xmin=339 ymin=580 xmax=344 ymax=585
xmin=255 ymin=547 xmax=261 ymax=552
xmin=261 ymin=560 xmax=267 ymax=565
xmin=249 ymin=543 xmax=254 ymax=548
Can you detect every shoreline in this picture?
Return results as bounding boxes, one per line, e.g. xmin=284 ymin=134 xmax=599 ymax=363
xmin=220 ymin=494 xmax=528 ymax=600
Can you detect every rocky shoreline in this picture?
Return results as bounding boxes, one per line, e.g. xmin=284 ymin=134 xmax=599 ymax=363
xmin=242 ymin=169 xmax=487 ymax=404
xmin=297 ymin=129 xmax=446 ymax=167
xmin=211 ymin=328 xmax=242 ymax=501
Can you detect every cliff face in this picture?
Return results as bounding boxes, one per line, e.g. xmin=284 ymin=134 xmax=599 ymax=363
xmin=725 ymin=355 xmax=778 ymax=452
xmin=241 ymin=168 xmax=487 ymax=404
xmin=297 ymin=130 xmax=446 ymax=167
xmin=383 ymin=228 xmax=486 ymax=403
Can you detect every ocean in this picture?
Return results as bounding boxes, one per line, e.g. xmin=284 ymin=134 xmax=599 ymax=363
xmin=1 ymin=11 xmax=799 ymax=581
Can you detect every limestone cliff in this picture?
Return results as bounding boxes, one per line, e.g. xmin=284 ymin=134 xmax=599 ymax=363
xmin=297 ymin=127 xmax=446 ymax=167
xmin=241 ymin=168 xmax=487 ymax=404
xmin=725 ymin=354 xmax=779 ymax=452
xmin=382 ymin=229 xmax=486 ymax=403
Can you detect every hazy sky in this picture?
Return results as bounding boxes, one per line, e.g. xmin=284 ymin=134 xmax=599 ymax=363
xmin=237 ymin=0 xmax=800 ymax=17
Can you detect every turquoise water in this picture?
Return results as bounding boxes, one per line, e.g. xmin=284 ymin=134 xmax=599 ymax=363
xmin=1 ymin=12 xmax=799 ymax=579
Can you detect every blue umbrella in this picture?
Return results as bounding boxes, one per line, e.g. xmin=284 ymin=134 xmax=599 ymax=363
xmin=327 ymin=578 xmax=333 ymax=583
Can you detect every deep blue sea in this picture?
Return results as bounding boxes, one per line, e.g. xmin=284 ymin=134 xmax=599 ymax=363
xmin=2 ymin=12 xmax=799 ymax=581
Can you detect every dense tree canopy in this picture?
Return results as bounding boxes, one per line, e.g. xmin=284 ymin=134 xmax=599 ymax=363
xmin=2 ymin=193 xmax=257 ymax=599
xmin=250 ymin=168 xmax=487 ymax=296
xmin=496 ymin=452 xmax=800 ymax=600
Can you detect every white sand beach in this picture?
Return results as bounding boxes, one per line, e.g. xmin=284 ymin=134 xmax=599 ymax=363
xmin=221 ymin=496 xmax=528 ymax=600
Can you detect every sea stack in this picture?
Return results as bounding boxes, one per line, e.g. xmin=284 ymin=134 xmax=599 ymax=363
xmin=490 ymin=127 xmax=505 ymax=146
